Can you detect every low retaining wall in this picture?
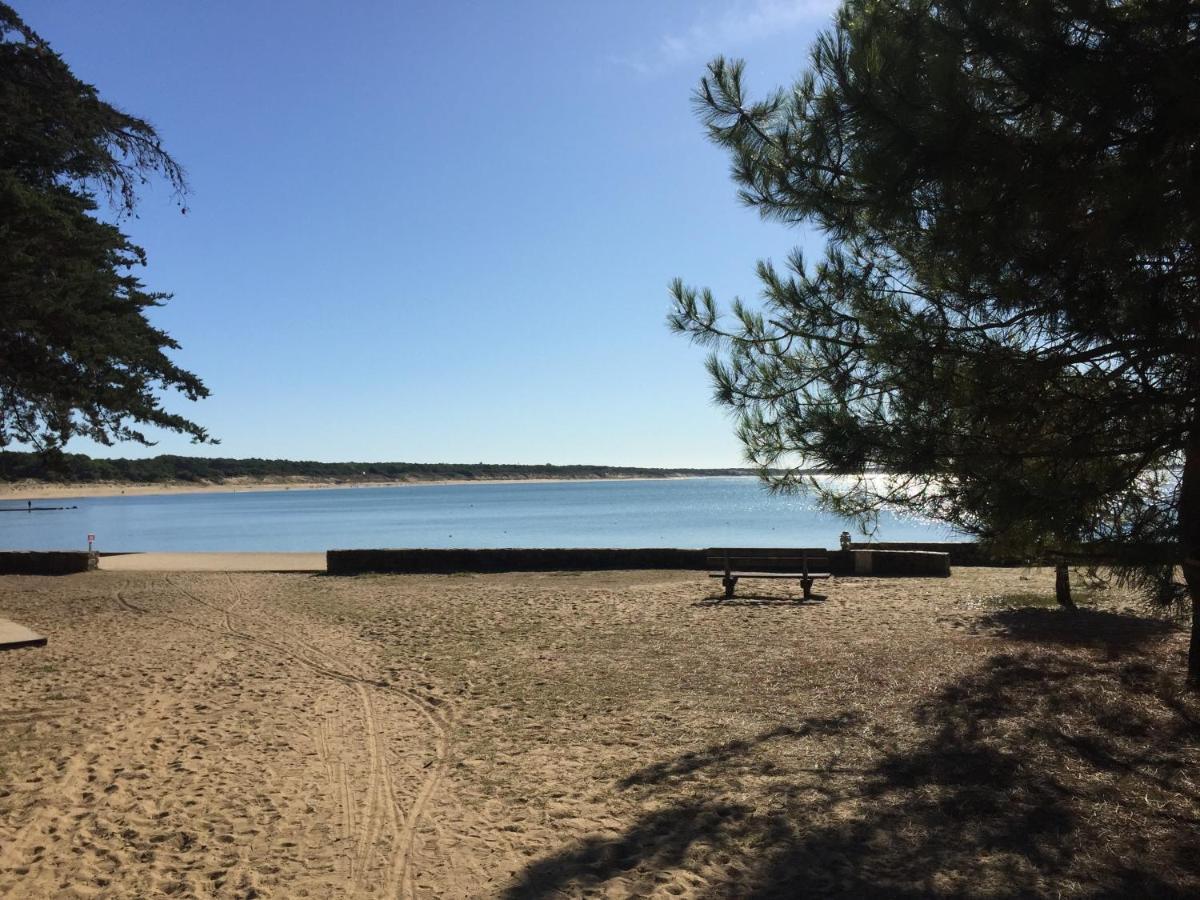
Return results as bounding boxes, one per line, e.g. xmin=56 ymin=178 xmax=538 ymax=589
xmin=846 ymin=549 xmax=951 ymax=577
xmin=327 ymin=547 xmax=950 ymax=577
xmin=0 ymin=551 xmax=97 ymax=575
xmin=327 ymin=548 xmax=707 ymax=575
xmin=847 ymin=541 xmax=1012 ymax=566
xmin=849 ymin=541 xmax=1188 ymax=567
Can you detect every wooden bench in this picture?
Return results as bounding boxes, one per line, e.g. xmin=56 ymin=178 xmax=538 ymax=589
xmin=705 ymin=548 xmax=833 ymax=600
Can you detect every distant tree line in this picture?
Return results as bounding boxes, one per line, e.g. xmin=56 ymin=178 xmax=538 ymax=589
xmin=0 ymin=451 xmax=755 ymax=485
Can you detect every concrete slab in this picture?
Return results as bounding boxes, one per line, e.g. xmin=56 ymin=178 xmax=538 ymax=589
xmin=0 ymin=618 xmax=47 ymax=650
xmin=97 ymin=552 xmax=325 ymax=573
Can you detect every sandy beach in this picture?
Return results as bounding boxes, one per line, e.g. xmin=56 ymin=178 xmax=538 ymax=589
xmin=0 ymin=475 xmax=704 ymax=502
xmin=96 ymin=553 xmax=326 ymax=573
xmin=1 ymin=567 xmax=1196 ymax=897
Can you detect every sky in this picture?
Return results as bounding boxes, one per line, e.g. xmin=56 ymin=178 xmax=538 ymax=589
xmin=23 ymin=0 xmax=837 ymax=468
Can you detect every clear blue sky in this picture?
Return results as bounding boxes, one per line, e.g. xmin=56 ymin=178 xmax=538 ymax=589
xmin=25 ymin=1 xmax=835 ymax=467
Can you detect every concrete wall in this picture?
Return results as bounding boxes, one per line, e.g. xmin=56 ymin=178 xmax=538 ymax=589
xmin=858 ymin=549 xmax=951 ymax=576
xmin=0 ymin=551 xmax=97 ymax=575
xmin=824 ymin=549 xmax=950 ymax=576
xmin=847 ymin=541 xmax=1015 ymax=566
xmin=327 ymin=547 xmax=707 ymax=575
xmin=327 ymin=547 xmax=950 ymax=577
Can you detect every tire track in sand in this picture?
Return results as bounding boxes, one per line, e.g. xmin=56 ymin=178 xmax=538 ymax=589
xmin=162 ymin=573 xmax=473 ymax=898
xmin=217 ymin=575 xmax=465 ymax=898
xmin=159 ymin=576 xmax=404 ymax=891
xmin=313 ymin=713 xmax=355 ymax=879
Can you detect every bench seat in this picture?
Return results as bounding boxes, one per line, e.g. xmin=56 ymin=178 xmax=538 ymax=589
xmin=705 ymin=547 xmax=833 ymax=600
xmin=707 ymin=572 xmax=832 ymax=580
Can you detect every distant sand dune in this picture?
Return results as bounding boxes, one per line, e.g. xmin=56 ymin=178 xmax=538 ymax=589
xmin=0 ymin=474 xmax=700 ymax=502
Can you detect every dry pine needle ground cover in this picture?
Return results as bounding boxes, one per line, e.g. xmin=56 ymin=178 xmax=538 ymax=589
xmin=0 ymin=567 xmax=1197 ymax=898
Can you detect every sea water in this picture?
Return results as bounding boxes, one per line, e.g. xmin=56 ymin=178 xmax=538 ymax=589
xmin=0 ymin=476 xmax=956 ymax=553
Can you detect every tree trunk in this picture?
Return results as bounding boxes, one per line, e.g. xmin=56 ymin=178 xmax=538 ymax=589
xmin=1181 ymin=424 xmax=1200 ymax=690
xmin=1189 ymin=565 xmax=1200 ymax=690
xmin=1054 ymin=563 xmax=1076 ymax=610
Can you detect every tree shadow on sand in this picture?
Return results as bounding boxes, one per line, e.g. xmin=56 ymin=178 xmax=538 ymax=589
xmin=694 ymin=593 xmax=829 ymax=608
xmin=502 ymin=619 xmax=1199 ymax=897
xmin=973 ymin=606 xmax=1177 ymax=652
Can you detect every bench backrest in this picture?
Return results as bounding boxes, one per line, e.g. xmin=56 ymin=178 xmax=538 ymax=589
xmin=705 ymin=548 xmax=830 ymax=575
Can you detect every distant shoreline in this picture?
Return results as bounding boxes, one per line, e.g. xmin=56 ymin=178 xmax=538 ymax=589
xmin=0 ymin=473 xmax=751 ymax=501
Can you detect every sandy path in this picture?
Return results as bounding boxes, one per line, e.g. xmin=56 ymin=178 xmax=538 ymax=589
xmin=0 ymin=572 xmax=486 ymax=898
xmin=98 ymin=553 xmax=325 ymax=573
xmin=1 ymin=568 xmax=1196 ymax=897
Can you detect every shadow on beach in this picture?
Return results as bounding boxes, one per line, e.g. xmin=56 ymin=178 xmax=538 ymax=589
xmin=502 ymin=619 xmax=1200 ymax=897
xmin=694 ymin=592 xmax=829 ymax=608
xmin=974 ymin=606 xmax=1178 ymax=651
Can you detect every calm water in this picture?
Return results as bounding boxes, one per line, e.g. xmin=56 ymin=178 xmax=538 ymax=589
xmin=0 ymin=477 xmax=955 ymax=552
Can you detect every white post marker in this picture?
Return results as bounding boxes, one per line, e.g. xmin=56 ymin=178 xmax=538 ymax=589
xmin=87 ymin=533 xmax=95 ymax=553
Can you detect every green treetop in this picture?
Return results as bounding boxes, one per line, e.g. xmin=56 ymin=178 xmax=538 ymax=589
xmin=0 ymin=3 xmax=210 ymax=451
xmin=670 ymin=0 xmax=1200 ymax=684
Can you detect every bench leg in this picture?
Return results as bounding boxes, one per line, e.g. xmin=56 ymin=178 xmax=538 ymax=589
xmin=723 ymin=576 xmax=738 ymax=599
xmin=801 ymin=577 xmax=813 ymax=600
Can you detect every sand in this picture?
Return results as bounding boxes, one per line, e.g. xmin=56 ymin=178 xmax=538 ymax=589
xmin=97 ymin=553 xmax=325 ymax=573
xmin=0 ymin=568 xmax=1196 ymax=898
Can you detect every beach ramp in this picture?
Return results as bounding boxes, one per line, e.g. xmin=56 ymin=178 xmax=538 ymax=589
xmin=0 ymin=618 xmax=47 ymax=650
xmin=98 ymin=552 xmax=325 ymax=573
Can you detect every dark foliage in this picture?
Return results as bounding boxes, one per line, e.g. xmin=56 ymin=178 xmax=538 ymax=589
xmin=0 ymin=3 xmax=209 ymax=451
xmin=670 ymin=0 xmax=1200 ymax=682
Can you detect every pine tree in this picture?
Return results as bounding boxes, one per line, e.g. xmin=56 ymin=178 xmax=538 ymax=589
xmin=670 ymin=0 xmax=1200 ymax=684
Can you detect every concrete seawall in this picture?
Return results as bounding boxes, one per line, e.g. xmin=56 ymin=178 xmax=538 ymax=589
xmin=847 ymin=541 xmax=1018 ymax=566
xmin=327 ymin=548 xmax=707 ymax=574
xmin=326 ymin=547 xmax=951 ymax=577
xmin=846 ymin=549 xmax=951 ymax=576
xmin=0 ymin=551 xmax=97 ymax=575
xmin=0 ymin=547 xmax=953 ymax=577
